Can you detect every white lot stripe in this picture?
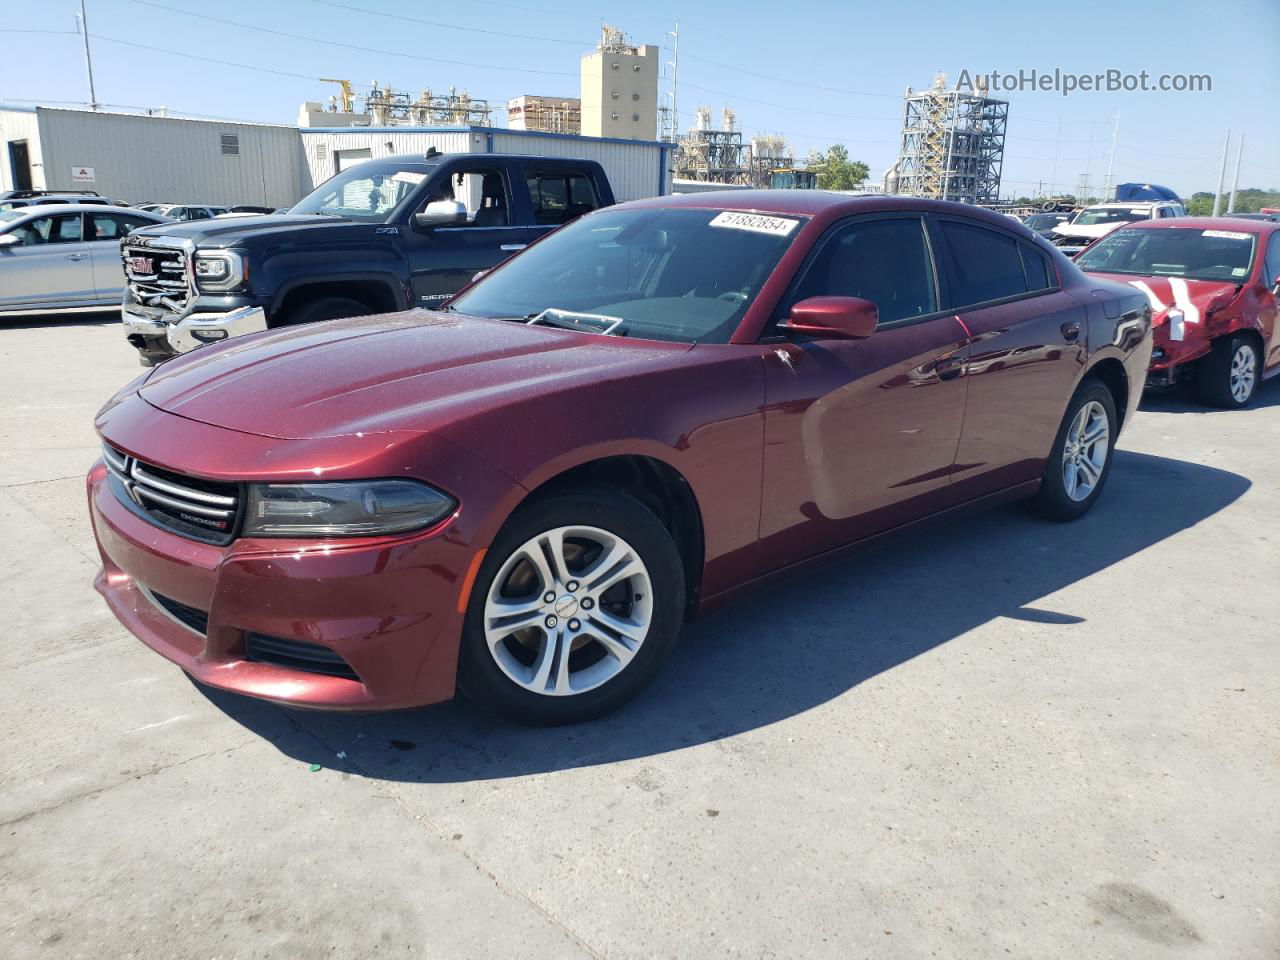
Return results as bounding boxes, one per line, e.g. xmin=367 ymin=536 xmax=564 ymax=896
xmin=1128 ymin=280 xmax=1168 ymax=313
xmin=123 ymin=714 xmax=190 ymax=734
xmin=1167 ymin=278 xmax=1201 ymax=324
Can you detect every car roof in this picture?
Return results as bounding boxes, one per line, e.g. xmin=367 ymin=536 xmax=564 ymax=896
xmin=1120 ymin=216 xmax=1275 ymax=235
xmin=616 ymin=190 xmax=1033 ymax=231
xmin=3 ymin=203 xmax=164 ymax=217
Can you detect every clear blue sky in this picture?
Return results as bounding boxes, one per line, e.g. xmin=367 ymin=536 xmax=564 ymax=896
xmin=2 ymin=0 xmax=1277 ymax=199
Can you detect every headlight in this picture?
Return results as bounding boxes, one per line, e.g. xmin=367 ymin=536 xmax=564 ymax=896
xmin=193 ymin=251 xmax=245 ymax=290
xmin=243 ymin=480 xmax=456 ymax=537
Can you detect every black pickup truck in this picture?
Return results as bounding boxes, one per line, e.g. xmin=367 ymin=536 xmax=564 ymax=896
xmin=120 ymin=151 xmax=616 ymax=364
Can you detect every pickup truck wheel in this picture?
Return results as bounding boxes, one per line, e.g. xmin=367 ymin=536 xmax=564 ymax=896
xmin=1031 ymin=379 xmax=1117 ymax=522
xmin=458 ymin=490 xmax=685 ymax=725
xmin=1196 ymin=334 xmax=1259 ymax=408
xmin=274 ymin=296 xmax=370 ymax=328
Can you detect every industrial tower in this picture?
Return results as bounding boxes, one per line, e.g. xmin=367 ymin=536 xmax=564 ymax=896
xmin=892 ymin=73 xmax=1008 ymax=203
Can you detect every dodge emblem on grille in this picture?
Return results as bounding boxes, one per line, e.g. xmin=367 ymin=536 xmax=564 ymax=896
xmin=128 ymin=256 xmax=154 ymax=273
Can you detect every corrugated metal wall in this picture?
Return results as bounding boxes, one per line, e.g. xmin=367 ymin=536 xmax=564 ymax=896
xmin=488 ymin=130 xmax=668 ymax=201
xmin=34 ymin=108 xmax=307 ymax=206
xmin=0 ymin=109 xmax=43 ymax=191
xmin=300 ymin=127 xmax=670 ymax=202
xmin=300 ymin=129 xmax=477 ymax=187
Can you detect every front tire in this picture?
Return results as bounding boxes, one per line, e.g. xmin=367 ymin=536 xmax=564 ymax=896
xmin=1032 ymin=378 xmax=1117 ymax=522
xmin=458 ymin=490 xmax=685 ymax=725
xmin=1196 ymin=334 xmax=1259 ymax=408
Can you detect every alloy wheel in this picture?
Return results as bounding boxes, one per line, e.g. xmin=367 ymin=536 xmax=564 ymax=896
xmin=483 ymin=525 xmax=653 ymax=696
xmin=1062 ymin=399 xmax=1109 ymax=502
xmin=1229 ymin=343 xmax=1257 ymax=404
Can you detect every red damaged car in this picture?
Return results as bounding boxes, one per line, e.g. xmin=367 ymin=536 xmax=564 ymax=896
xmin=89 ymin=193 xmax=1151 ymax=724
xmin=1076 ymin=217 xmax=1280 ymax=407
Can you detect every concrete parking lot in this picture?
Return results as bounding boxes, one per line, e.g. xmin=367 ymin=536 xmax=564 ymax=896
xmin=2 ymin=315 xmax=1276 ymax=959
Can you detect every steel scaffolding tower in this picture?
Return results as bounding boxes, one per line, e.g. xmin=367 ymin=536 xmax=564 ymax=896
xmin=895 ymin=74 xmax=1007 ymax=204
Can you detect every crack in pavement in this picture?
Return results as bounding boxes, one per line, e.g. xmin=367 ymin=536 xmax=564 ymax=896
xmin=279 ymin=709 xmax=612 ymax=960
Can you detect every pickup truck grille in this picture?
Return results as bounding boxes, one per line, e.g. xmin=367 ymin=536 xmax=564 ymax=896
xmin=121 ymin=240 xmax=192 ymax=312
xmin=103 ymin=443 xmax=241 ymax=545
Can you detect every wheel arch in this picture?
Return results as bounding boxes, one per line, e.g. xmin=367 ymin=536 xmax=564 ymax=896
xmin=269 ymin=273 xmax=405 ymax=325
xmin=513 ymin=454 xmax=706 ymax=619
xmin=1082 ymin=356 xmax=1130 ymax=430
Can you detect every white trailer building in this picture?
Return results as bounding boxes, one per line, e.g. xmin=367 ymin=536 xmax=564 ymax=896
xmin=0 ymin=106 xmax=307 ymax=207
xmin=2 ymin=106 xmax=674 ymax=207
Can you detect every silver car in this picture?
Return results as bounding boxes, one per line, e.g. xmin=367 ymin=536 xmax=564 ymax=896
xmin=0 ymin=204 xmax=170 ymax=317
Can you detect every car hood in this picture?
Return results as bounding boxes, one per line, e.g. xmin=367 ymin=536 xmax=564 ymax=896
xmin=1083 ymin=272 xmax=1239 ymax=322
xmin=129 ymin=213 xmax=366 ymax=247
xmin=138 ymin=310 xmax=692 ymax=440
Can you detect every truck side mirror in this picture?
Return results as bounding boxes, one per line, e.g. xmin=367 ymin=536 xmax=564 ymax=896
xmin=414 ymin=200 xmax=466 ymax=230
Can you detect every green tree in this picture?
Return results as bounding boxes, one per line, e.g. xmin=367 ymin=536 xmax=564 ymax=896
xmin=811 ymin=144 xmax=870 ymax=191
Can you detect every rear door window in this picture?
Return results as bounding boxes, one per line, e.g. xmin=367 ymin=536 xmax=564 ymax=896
xmin=526 ymin=171 xmax=599 ymax=225
xmin=937 ymin=219 xmax=1030 ymax=307
xmin=89 ymin=213 xmax=155 ymax=240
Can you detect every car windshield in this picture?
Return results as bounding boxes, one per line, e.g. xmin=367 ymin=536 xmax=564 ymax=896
xmin=1024 ymin=214 xmax=1066 ymax=229
xmin=1076 ymin=226 xmax=1257 ymax=282
xmin=290 ymin=163 xmax=434 ymax=222
xmin=0 ymin=208 xmax=24 ymax=221
xmin=449 ymin=207 xmax=807 ymax=344
xmin=1072 ymin=207 xmax=1150 ymax=226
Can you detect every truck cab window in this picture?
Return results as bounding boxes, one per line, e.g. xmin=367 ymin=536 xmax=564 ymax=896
xmin=527 ymin=172 xmax=598 ymax=225
xmin=433 ymin=169 xmax=510 ymax=228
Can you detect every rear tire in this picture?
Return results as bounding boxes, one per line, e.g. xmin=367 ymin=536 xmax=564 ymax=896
xmin=1032 ymin=378 xmax=1117 ymax=522
xmin=458 ymin=490 xmax=685 ymax=725
xmin=1196 ymin=334 xmax=1259 ymax=408
xmin=273 ymin=296 xmax=369 ymax=329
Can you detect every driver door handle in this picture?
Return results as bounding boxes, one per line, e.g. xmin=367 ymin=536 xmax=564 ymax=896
xmin=500 ymin=244 xmax=527 ymax=252
xmin=65 ymin=253 xmax=88 ymax=261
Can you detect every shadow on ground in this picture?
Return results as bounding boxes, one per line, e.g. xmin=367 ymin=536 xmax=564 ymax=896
xmin=1139 ymin=375 xmax=1279 ymax=414
xmin=0 ymin=311 xmax=118 ymax=331
xmin=200 ymin=449 xmax=1249 ymax=782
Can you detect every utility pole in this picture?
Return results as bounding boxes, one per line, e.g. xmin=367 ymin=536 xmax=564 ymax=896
xmin=1212 ymin=130 xmax=1230 ymax=216
xmin=1103 ymin=111 xmax=1119 ymax=201
xmin=1227 ymin=133 xmax=1244 ymax=214
xmin=76 ymin=0 xmax=100 ymax=110
xmin=1049 ymin=116 xmax=1062 ymax=198
xmin=666 ymin=20 xmax=679 ymax=142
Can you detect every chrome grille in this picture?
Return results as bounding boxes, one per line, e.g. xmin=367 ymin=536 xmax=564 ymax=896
xmin=121 ymin=240 xmax=192 ymax=312
xmin=102 ymin=443 xmax=240 ymax=544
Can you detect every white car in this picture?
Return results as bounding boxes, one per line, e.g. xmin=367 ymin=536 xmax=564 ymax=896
xmin=1050 ymin=201 xmax=1186 ymax=256
xmin=151 ymin=204 xmax=230 ymax=222
xmin=0 ymin=204 xmax=171 ymax=316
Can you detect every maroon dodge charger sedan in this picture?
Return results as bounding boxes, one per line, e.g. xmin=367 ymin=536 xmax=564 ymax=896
xmin=88 ymin=192 xmax=1152 ymax=724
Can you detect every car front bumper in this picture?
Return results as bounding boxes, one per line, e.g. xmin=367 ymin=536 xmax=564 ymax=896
xmin=88 ymin=395 xmax=523 ymax=710
xmin=122 ymin=304 xmax=268 ymax=359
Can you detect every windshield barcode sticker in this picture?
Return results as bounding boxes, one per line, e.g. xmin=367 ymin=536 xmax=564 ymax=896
xmin=1202 ymin=230 xmax=1250 ymax=241
xmin=709 ymin=212 xmax=799 ymax=236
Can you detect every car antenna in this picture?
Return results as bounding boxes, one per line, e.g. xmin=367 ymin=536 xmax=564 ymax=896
xmin=424 ymin=146 xmax=441 ymax=160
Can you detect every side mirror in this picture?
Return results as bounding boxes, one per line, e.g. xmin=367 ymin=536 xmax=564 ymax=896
xmin=780 ymin=296 xmax=878 ymax=339
xmin=413 ymin=199 xmax=466 ymax=229
xmin=0 ymin=233 xmax=19 ymax=248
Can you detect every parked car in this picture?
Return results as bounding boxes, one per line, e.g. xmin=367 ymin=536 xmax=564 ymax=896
xmin=1022 ymin=211 xmax=1072 ymax=238
xmin=1225 ymin=211 xmax=1280 ymax=224
xmin=1050 ymin=200 xmax=1187 ymax=256
xmin=0 ymin=192 xmax=114 ymax=212
xmin=1076 ymin=217 xmax=1279 ymax=406
xmin=0 ymin=204 xmax=170 ymax=317
xmin=89 ymin=192 xmax=1151 ymax=724
xmin=151 ymin=204 xmax=230 ymax=221
xmin=120 ymin=151 xmax=615 ymax=364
